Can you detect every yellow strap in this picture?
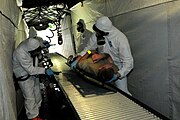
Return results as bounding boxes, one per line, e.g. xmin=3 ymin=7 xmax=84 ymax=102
xmin=87 ymin=50 xmax=92 ymax=54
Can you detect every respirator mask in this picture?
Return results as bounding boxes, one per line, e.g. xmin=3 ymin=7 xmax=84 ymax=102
xmin=29 ymin=46 xmax=42 ymax=58
xmin=96 ymin=34 xmax=105 ymax=45
xmin=77 ymin=22 xmax=84 ymax=33
xmin=93 ymin=24 xmax=108 ymax=46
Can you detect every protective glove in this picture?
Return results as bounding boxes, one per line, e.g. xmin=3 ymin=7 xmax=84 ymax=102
xmin=105 ymin=74 xmax=118 ymax=83
xmin=70 ymin=60 xmax=78 ymax=70
xmin=46 ymin=68 xmax=54 ymax=76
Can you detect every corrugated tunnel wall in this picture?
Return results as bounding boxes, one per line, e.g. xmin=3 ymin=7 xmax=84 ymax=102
xmin=71 ymin=0 xmax=180 ymax=119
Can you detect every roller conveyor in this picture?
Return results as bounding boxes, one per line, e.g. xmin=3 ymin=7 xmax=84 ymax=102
xmin=50 ymin=53 xmax=169 ymax=120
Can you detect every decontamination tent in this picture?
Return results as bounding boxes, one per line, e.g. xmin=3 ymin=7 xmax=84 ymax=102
xmin=0 ymin=0 xmax=180 ymax=120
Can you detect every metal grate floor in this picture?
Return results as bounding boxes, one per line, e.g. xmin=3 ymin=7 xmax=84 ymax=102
xmin=55 ymin=74 xmax=160 ymax=120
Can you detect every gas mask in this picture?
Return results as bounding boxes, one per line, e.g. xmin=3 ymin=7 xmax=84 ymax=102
xmin=93 ymin=24 xmax=108 ymax=46
xmin=77 ymin=22 xmax=84 ymax=33
xmin=96 ymin=34 xmax=105 ymax=45
xmin=29 ymin=46 xmax=42 ymax=58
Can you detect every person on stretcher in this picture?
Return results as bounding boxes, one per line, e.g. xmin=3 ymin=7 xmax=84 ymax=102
xmin=68 ymin=50 xmax=120 ymax=83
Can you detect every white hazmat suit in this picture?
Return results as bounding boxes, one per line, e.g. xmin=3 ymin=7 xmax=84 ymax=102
xmin=77 ymin=19 xmax=93 ymax=54
xmin=13 ymin=37 xmax=45 ymax=119
xmin=80 ymin=16 xmax=133 ymax=95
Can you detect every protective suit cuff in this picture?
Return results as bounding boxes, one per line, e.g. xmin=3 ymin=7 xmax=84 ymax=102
xmin=117 ymin=70 xmax=124 ymax=79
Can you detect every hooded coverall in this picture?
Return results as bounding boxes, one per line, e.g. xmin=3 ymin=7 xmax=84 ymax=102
xmin=13 ymin=38 xmax=45 ymax=119
xmin=79 ymin=16 xmax=133 ymax=95
xmin=77 ymin=19 xmax=93 ymax=54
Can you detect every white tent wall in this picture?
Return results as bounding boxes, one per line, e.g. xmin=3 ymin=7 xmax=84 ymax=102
xmin=70 ymin=0 xmax=180 ymax=119
xmin=60 ymin=15 xmax=76 ymax=58
xmin=15 ymin=14 xmax=29 ymax=48
xmin=0 ymin=0 xmax=27 ymax=119
xmin=168 ymin=1 xmax=180 ymax=119
xmin=117 ymin=2 xmax=170 ymax=117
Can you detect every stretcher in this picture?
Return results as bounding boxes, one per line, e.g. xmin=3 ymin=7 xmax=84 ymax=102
xmin=52 ymin=53 xmax=169 ymax=120
xmin=66 ymin=55 xmax=119 ymax=92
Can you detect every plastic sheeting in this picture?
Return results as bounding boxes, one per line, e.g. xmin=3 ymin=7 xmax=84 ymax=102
xmin=167 ymin=1 xmax=180 ymax=119
xmin=16 ymin=0 xmax=22 ymax=7
xmin=60 ymin=15 xmax=76 ymax=58
xmin=70 ymin=0 xmax=180 ymax=119
xmin=0 ymin=1 xmax=17 ymax=120
xmin=15 ymin=12 xmax=29 ymax=48
xmin=0 ymin=0 xmax=27 ymax=119
xmin=118 ymin=2 xmax=170 ymax=117
xmin=84 ymin=0 xmax=173 ymax=17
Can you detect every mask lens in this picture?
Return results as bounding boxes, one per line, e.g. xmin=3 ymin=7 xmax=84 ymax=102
xmin=97 ymin=39 xmax=105 ymax=45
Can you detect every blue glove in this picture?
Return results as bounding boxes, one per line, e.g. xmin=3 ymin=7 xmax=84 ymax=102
xmin=46 ymin=69 xmax=54 ymax=76
xmin=70 ymin=60 xmax=78 ymax=70
xmin=43 ymin=41 xmax=51 ymax=48
xmin=105 ymin=74 xmax=118 ymax=83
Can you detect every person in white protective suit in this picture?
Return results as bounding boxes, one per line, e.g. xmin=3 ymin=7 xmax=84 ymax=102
xmin=76 ymin=19 xmax=93 ymax=54
xmin=77 ymin=16 xmax=134 ymax=95
xmin=12 ymin=27 xmax=54 ymax=120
